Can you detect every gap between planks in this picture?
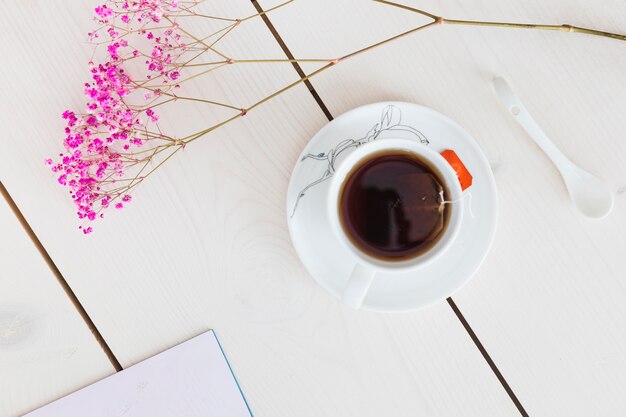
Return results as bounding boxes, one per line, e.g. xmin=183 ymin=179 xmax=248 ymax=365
xmin=250 ymin=2 xmax=530 ymax=416
xmin=0 ymin=181 xmax=123 ymax=372
xmin=447 ymin=298 xmax=529 ymax=417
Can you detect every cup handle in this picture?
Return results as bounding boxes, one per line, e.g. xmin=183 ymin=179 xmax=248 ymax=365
xmin=340 ymin=263 xmax=376 ymax=309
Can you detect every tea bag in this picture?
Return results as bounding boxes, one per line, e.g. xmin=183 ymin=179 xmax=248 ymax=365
xmin=393 ymin=172 xmax=446 ymax=243
xmin=397 ymin=172 xmax=474 ymax=217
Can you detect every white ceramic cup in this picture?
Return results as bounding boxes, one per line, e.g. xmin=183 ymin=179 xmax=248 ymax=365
xmin=327 ymin=138 xmax=465 ymax=309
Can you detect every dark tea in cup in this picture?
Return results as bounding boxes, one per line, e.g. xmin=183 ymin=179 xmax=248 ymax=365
xmin=338 ymin=150 xmax=450 ymax=261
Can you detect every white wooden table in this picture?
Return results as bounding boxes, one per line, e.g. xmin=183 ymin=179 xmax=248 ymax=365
xmin=1 ymin=1 xmax=625 ymax=416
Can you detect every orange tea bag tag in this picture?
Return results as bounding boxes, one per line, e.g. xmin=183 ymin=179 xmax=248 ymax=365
xmin=440 ymin=149 xmax=472 ymax=191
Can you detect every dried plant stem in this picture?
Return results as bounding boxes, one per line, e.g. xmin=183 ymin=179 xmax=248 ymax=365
xmin=123 ymin=1 xmax=626 ymax=160
xmin=374 ymin=0 xmax=626 ymax=41
xmin=181 ymin=21 xmax=439 ymax=145
xmin=240 ymin=0 xmax=295 ymax=22
xmin=443 ymin=19 xmax=626 ymax=41
xmin=232 ymin=58 xmax=334 ymax=63
xmin=175 ymin=1 xmax=626 ymax=146
xmin=159 ymin=92 xmax=242 ymax=111
xmin=340 ymin=21 xmax=438 ymax=61
xmin=373 ymin=0 xmax=439 ymax=20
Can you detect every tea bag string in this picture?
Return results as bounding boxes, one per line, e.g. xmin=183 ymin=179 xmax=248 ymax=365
xmin=439 ymin=190 xmax=475 ymax=219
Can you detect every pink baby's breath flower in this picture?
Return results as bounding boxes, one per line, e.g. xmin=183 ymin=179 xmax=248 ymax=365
xmin=50 ymin=45 xmax=160 ymax=231
xmin=95 ymin=5 xmax=113 ymax=20
xmin=49 ymin=0 xmax=202 ymax=234
xmin=145 ymin=108 xmax=159 ymax=122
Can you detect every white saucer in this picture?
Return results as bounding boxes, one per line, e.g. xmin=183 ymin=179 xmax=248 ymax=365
xmin=287 ymin=102 xmax=498 ymax=312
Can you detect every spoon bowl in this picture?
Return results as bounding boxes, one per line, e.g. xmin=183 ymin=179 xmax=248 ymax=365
xmin=564 ymin=165 xmax=614 ymax=219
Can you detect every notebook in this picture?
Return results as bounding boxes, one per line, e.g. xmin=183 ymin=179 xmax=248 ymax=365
xmin=25 ymin=330 xmax=253 ymax=417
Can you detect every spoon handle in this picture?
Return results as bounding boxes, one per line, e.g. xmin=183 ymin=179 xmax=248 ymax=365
xmin=493 ymin=77 xmax=572 ymax=171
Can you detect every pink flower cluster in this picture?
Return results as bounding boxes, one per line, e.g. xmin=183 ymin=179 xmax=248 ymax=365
xmin=49 ymin=64 xmax=142 ymax=234
xmin=49 ymin=0 xmax=192 ymax=234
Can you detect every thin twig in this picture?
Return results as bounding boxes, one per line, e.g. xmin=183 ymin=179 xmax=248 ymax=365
xmin=443 ymin=19 xmax=626 ymax=41
xmin=374 ymin=0 xmax=626 ymax=41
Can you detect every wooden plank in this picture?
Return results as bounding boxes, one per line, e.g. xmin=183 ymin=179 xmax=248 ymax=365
xmin=257 ymin=0 xmax=626 ymax=415
xmin=0 ymin=0 xmax=518 ymax=415
xmin=0 ymin=187 xmax=114 ymax=416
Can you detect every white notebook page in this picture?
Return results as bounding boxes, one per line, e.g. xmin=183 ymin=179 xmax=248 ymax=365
xmin=25 ymin=330 xmax=253 ymax=417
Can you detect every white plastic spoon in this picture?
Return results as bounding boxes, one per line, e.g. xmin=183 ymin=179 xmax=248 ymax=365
xmin=493 ymin=77 xmax=613 ymax=219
